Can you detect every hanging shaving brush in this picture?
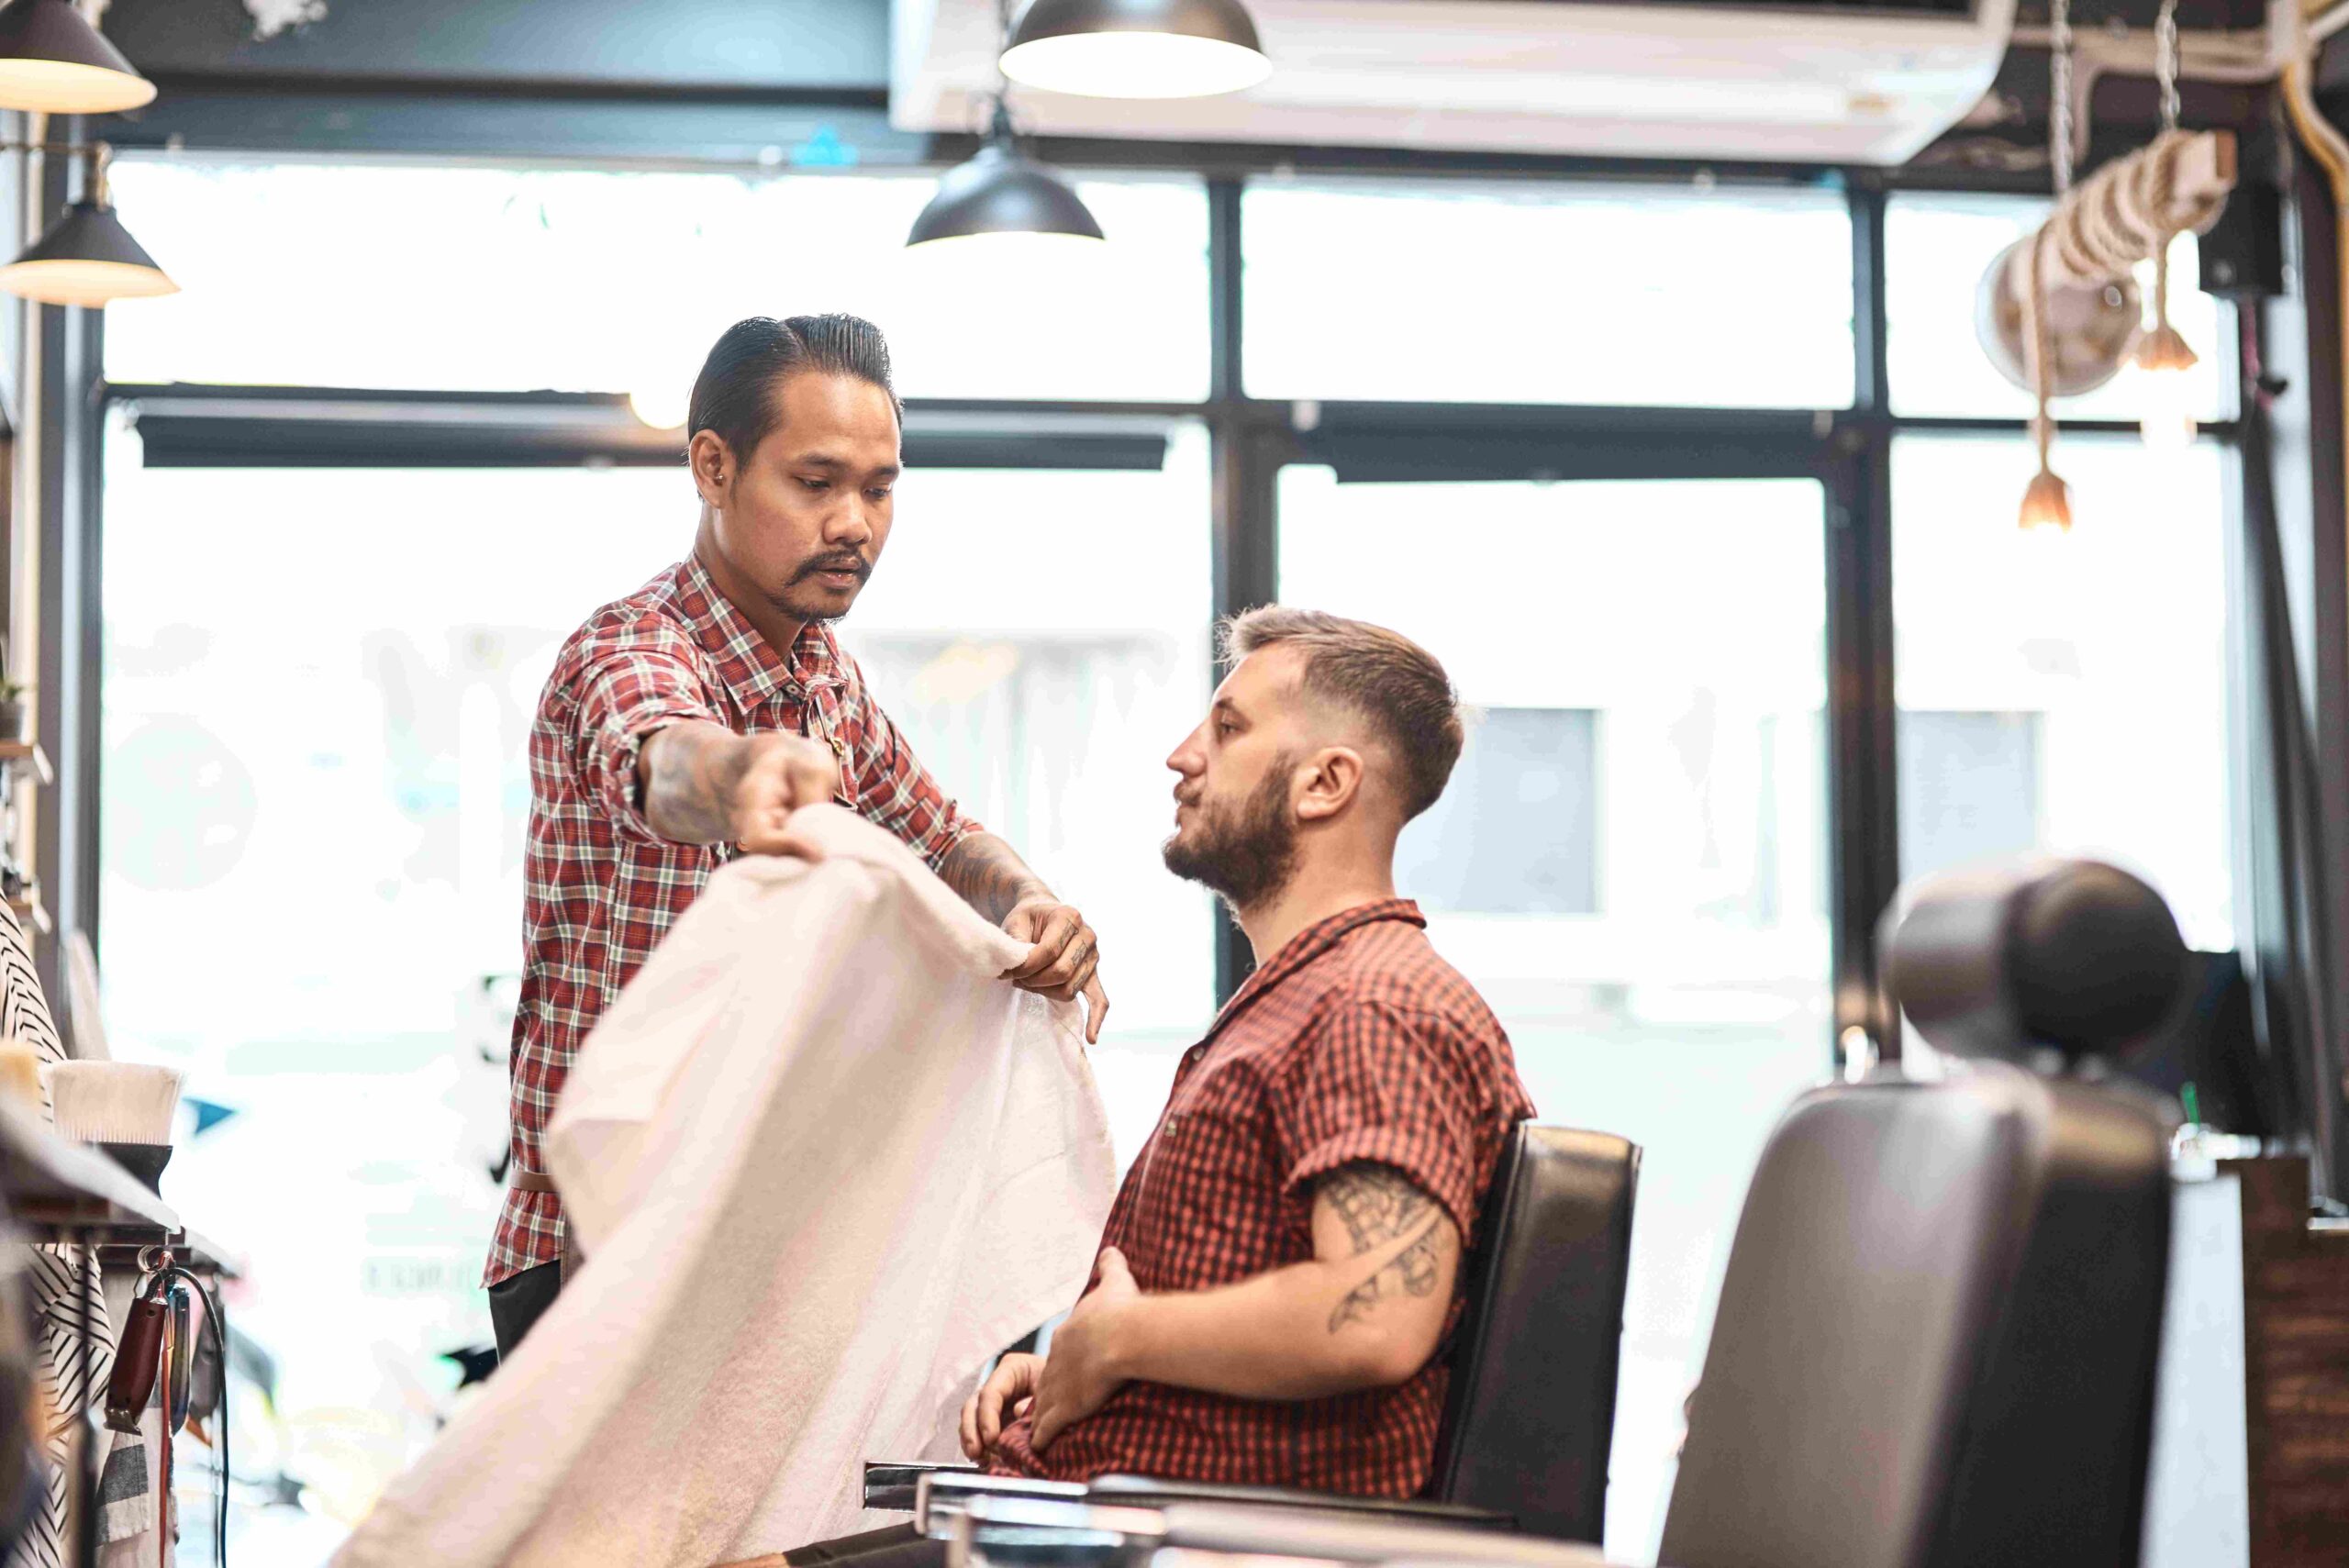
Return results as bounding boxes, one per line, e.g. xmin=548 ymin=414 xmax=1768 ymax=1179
xmin=46 ymin=1062 xmax=183 ymax=1193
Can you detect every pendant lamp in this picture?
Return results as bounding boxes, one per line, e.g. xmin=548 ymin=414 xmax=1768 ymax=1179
xmin=1000 ymin=0 xmax=1270 ymax=99
xmin=907 ymin=98 xmax=1103 ymax=250
xmin=0 ymin=0 xmax=155 ymax=115
xmin=0 ymin=147 xmax=175 ymax=306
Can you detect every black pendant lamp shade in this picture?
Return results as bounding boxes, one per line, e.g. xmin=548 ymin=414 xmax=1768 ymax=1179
xmin=0 ymin=0 xmax=156 ymax=114
xmin=0 ymin=197 xmax=177 ymax=306
xmin=1000 ymin=0 xmax=1271 ymax=99
xmin=907 ymin=137 xmax=1104 ymax=248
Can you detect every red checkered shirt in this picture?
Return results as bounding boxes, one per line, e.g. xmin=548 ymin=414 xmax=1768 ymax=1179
xmin=484 ymin=555 xmax=978 ymax=1287
xmin=988 ymin=899 xmax=1534 ymax=1496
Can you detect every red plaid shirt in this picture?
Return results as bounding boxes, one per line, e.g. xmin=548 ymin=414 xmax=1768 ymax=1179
xmin=988 ymin=899 xmax=1534 ymax=1496
xmin=484 ymin=555 xmax=977 ymax=1286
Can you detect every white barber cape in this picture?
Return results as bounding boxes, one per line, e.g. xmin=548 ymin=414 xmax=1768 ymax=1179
xmin=335 ymin=804 xmax=1117 ymax=1568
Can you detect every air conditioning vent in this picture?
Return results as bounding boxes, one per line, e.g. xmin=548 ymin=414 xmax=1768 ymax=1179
xmin=894 ymin=0 xmax=2018 ymax=165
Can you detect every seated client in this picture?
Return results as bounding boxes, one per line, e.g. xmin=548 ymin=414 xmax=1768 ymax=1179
xmin=787 ymin=606 xmax=1534 ymax=1566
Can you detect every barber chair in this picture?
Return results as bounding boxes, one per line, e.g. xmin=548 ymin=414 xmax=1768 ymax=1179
xmin=922 ymin=857 xmax=2185 ymax=1568
xmin=878 ymin=1121 xmax=1642 ymax=1541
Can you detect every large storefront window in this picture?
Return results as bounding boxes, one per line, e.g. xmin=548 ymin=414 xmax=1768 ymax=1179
xmin=1244 ymin=179 xmax=1854 ymax=408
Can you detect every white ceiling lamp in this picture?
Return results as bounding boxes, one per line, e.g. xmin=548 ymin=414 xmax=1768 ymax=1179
xmin=0 ymin=0 xmax=156 ymax=115
xmin=999 ymin=0 xmax=1270 ymax=100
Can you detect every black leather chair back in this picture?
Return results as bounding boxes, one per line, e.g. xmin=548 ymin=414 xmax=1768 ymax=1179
xmin=1658 ymin=859 xmax=2180 ymax=1568
xmin=1426 ymin=1123 xmax=1641 ymax=1542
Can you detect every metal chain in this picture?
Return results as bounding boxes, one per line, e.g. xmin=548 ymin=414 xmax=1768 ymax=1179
xmin=2155 ymin=0 xmax=2182 ymax=133
xmin=2050 ymin=0 xmax=2075 ymax=192
xmin=988 ymin=0 xmax=1016 ymax=136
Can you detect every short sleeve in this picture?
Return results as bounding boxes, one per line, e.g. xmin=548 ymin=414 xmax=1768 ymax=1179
xmin=835 ymin=657 xmax=981 ymax=870
xmin=1275 ymin=999 xmax=1486 ymax=1243
xmin=569 ymin=623 xmax=725 ymax=843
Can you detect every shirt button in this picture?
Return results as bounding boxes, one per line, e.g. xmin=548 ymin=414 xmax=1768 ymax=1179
xmin=783 ymin=682 xmax=802 ymax=700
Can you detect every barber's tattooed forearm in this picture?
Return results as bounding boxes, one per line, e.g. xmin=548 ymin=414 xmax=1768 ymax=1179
xmin=1329 ymin=1223 xmax=1443 ymax=1331
xmin=939 ymin=832 xmax=1053 ymax=924
xmin=644 ymin=726 xmax=752 ymax=844
xmin=1322 ymin=1163 xmax=1434 ymax=1255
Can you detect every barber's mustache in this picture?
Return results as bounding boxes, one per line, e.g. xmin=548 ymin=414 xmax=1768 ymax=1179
xmin=791 ymin=555 xmax=871 ymax=583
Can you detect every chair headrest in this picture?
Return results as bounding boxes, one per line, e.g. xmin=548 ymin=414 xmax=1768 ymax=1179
xmin=1885 ymin=858 xmax=2188 ymax=1063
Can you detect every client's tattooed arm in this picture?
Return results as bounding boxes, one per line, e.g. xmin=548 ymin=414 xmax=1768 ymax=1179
xmin=1022 ymin=1160 xmax=1460 ymax=1442
xmin=1320 ymin=1162 xmax=1452 ymax=1332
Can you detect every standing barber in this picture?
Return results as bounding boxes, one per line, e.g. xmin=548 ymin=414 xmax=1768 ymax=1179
xmin=483 ymin=314 xmax=1110 ymax=1359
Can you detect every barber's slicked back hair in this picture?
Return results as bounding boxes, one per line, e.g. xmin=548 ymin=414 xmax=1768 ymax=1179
xmin=687 ymin=314 xmax=902 ymax=461
xmin=1220 ymin=606 xmax=1465 ymax=820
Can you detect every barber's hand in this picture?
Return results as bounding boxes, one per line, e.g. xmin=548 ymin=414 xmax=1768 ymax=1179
xmin=1030 ymin=1248 xmax=1140 ymax=1452
xmin=730 ymin=734 xmax=841 ymax=858
xmin=959 ymin=1351 xmax=1043 ymax=1461
xmin=1002 ymin=897 xmax=1111 ymax=1045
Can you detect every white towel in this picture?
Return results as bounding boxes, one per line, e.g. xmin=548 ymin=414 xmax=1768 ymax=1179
xmin=335 ymin=804 xmax=1117 ymax=1568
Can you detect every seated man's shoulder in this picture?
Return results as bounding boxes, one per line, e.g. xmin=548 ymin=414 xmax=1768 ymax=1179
xmin=1319 ymin=933 xmax=1506 ymax=1051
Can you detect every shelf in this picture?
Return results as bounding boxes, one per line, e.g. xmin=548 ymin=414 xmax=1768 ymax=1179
xmin=0 ymin=1099 xmax=181 ymax=1240
xmin=0 ymin=743 xmax=51 ymax=788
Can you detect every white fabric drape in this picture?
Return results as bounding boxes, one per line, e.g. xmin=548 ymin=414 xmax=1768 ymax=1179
xmin=336 ymin=805 xmax=1115 ymax=1567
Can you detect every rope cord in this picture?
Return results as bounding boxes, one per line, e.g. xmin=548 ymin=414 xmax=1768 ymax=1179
xmin=2029 ymin=228 xmax=2056 ymax=475
xmin=2051 ymin=0 xmax=2075 ymax=193
xmin=2040 ymin=129 xmax=2225 ymax=289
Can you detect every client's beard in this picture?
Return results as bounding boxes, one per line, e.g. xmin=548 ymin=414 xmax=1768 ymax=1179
xmin=1162 ymin=759 xmax=1299 ymax=914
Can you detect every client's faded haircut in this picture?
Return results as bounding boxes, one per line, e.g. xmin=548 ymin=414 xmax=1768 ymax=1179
xmin=1221 ymin=606 xmax=1464 ymax=821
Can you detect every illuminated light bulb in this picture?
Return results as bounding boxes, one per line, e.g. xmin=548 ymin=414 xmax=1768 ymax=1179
xmin=0 ymin=198 xmax=176 ymax=306
xmin=2018 ymin=466 xmax=2074 ymax=533
xmin=2134 ymin=324 xmax=2200 ymax=450
xmin=1001 ymin=31 xmax=1272 ymax=98
xmin=628 ymin=384 xmax=690 ymax=432
xmin=0 ymin=0 xmax=155 ymax=115
xmin=1000 ymin=0 xmax=1271 ymax=100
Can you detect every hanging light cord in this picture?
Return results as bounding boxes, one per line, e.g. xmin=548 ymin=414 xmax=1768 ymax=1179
xmin=2051 ymin=0 xmax=2075 ymax=195
xmin=2151 ymin=0 xmax=2186 ymax=351
xmin=2028 ymin=229 xmax=2056 ymax=478
xmin=983 ymin=0 xmax=1018 ymax=139
xmin=2024 ymin=0 xmax=2075 ymax=499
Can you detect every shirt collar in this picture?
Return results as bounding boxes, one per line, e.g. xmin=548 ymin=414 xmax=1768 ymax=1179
xmin=675 ymin=553 xmax=841 ymax=709
xmin=1208 ymin=897 xmax=1427 ymax=1040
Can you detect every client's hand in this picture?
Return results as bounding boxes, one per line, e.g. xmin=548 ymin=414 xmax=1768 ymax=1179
xmin=960 ymin=1352 xmax=1042 ymax=1462
xmin=1031 ymin=1249 xmax=1140 ymax=1451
